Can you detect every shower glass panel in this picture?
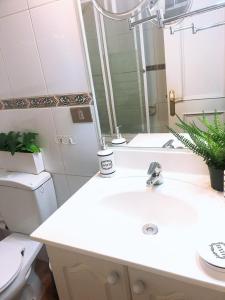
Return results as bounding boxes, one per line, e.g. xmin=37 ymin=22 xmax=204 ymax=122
xmin=81 ymin=0 xmax=169 ymax=136
xmin=103 ymin=17 xmax=147 ymax=133
xmin=82 ymin=2 xmax=112 ymax=134
xmin=141 ymin=10 xmax=169 ymax=132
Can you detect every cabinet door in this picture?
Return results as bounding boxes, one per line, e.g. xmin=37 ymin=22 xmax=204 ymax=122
xmin=129 ymin=267 xmax=225 ymax=300
xmin=47 ymin=245 xmax=131 ymax=300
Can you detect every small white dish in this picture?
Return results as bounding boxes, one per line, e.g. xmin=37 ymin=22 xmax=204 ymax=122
xmin=198 ymin=240 xmax=225 ymax=272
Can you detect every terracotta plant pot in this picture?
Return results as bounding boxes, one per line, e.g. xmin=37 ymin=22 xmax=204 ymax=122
xmin=208 ymin=165 xmax=224 ymax=192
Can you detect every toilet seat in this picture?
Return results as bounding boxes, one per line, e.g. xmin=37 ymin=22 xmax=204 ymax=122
xmin=0 ymin=242 xmax=24 ymax=293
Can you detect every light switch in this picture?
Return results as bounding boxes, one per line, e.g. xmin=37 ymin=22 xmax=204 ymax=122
xmin=70 ymin=107 xmax=93 ymax=123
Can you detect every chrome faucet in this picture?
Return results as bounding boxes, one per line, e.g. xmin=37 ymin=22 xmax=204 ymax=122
xmin=146 ymin=162 xmax=163 ymax=187
xmin=162 ymin=139 xmax=175 ymax=148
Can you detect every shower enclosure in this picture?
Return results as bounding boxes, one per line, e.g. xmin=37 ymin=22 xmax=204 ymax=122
xmin=81 ymin=0 xmax=169 ymax=137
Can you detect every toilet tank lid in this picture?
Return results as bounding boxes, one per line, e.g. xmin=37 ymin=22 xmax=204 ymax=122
xmin=0 ymin=171 xmax=51 ymax=191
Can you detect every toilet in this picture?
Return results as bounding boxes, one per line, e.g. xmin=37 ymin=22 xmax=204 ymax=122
xmin=0 ymin=171 xmax=57 ymax=300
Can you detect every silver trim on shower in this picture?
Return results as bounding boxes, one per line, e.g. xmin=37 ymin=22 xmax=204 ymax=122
xmin=130 ymin=1 xmax=225 ymax=29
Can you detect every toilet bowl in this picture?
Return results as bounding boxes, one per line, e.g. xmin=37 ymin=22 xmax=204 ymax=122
xmin=0 ymin=171 xmax=57 ymax=300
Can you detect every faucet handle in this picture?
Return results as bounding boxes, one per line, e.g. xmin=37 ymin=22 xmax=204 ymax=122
xmin=147 ymin=162 xmax=161 ymax=175
xmin=162 ymin=139 xmax=175 ymax=148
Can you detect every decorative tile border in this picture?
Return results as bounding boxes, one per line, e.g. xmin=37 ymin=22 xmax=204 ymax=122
xmin=0 ymin=93 xmax=92 ymax=110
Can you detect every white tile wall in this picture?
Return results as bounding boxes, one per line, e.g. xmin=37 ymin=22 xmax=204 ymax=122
xmin=52 ymin=174 xmax=70 ymax=207
xmin=0 ymin=106 xmax=99 ymax=206
xmin=52 ymin=174 xmax=91 ymax=207
xmin=0 ymin=51 xmax=12 ymax=99
xmin=52 ymin=107 xmax=99 ymax=176
xmin=30 ymin=0 xmax=90 ymax=94
xmin=0 ymin=0 xmax=90 ymax=98
xmin=0 ymin=11 xmax=47 ymax=97
xmin=0 ymin=110 xmax=12 ymax=132
xmin=0 ymin=0 xmax=99 ymax=206
xmin=66 ymin=175 xmax=90 ymax=196
xmin=0 ymin=0 xmax=28 ymax=18
xmin=28 ymin=0 xmax=58 ymax=9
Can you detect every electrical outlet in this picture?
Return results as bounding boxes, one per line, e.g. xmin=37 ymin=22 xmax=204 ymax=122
xmin=55 ymin=136 xmax=62 ymax=144
xmin=61 ymin=136 xmax=70 ymax=144
xmin=55 ymin=135 xmax=76 ymax=145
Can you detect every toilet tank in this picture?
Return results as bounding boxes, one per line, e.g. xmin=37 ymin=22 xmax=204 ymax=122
xmin=0 ymin=171 xmax=57 ymax=234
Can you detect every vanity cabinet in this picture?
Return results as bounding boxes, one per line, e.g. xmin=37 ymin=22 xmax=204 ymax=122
xmin=129 ymin=268 xmax=224 ymax=300
xmin=47 ymin=245 xmax=131 ymax=300
xmin=47 ymin=245 xmax=225 ymax=300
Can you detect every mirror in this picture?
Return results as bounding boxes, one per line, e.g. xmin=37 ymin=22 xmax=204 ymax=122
xmin=148 ymin=0 xmax=193 ymax=25
xmin=81 ymin=0 xmax=225 ymax=148
xmin=92 ymin=0 xmax=158 ymax=16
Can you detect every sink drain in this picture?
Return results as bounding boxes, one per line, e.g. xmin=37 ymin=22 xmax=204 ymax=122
xmin=142 ymin=223 xmax=158 ymax=235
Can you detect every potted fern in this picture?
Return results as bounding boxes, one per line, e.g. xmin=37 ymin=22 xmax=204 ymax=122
xmin=169 ymin=114 xmax=225 ymax=192
xmin=0 ymin=131 xmax=44 ymax=174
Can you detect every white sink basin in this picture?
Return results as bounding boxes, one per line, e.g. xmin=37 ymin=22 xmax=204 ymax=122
xmin=100 ymin=189 xmax=198 ymax=227
xmin=46 ymin=173 xmax=223 ymax=241
xmin=90 ymin=175 xmax=214 ymax=235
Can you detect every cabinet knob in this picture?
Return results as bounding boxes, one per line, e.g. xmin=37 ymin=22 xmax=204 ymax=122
xmin=106 ymin=271 xmax=120 ymax=285
xmin=132 ymin=280 xmax=145 ymax=295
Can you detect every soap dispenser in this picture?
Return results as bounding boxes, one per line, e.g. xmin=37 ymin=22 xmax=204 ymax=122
xmin=97 ymin=137 xmax=116 ymax=177
xmin=111 ymin=126 xmax=127 ymax=146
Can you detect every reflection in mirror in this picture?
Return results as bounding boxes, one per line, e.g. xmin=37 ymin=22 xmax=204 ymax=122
xmin=81 ymin=0 xmax=225 ymax=148
xmin=92 ymin=0 xmax=158 ymax=17
xmin=149 ymin=0 xmax=193 ymax=24
xmin=82 ymin=0 xmax=168 ymax=137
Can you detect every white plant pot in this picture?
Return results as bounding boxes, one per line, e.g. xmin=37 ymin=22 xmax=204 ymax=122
xmin=0 ymin=151 xmax=44 ymax=174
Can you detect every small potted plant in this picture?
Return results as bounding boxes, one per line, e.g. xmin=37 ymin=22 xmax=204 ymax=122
xmin=169 ymin=113 xmax=225 ymax=192
xmin=0 ymin=131 xmax=44 ymax=174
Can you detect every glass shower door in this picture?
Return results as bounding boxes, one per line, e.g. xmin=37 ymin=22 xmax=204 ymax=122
xmin=82 ymin=0 xmax=169 ymax=137
xmin=102 ymin=16 xmax=148 ymax=134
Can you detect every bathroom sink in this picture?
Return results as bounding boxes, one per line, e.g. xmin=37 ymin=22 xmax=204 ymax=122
xmin=90 ymin=175 xmax=210 ymax=234
xmin=99 ymin=190 xmax=198 ymax=228
xmin=31 ymin=150 xmax=225 ymax=293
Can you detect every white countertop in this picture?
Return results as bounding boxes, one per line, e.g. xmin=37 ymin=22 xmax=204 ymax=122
xmin=128 ymin=133 xmax=189 ymax=148
xmin=31 ymin=166 xmax=225 ymax=292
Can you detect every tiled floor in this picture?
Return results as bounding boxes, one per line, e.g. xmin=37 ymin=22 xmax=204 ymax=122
xmin=35 ymin=260 xmax=59 ymax=300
